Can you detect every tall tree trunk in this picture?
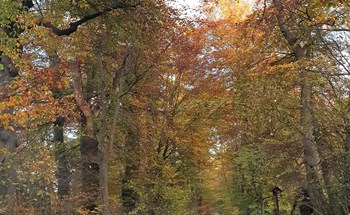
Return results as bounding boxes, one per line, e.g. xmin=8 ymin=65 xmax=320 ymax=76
xmin=342 ymin=125 xmax=350 ymax=214
xmin=72 ymin=60 xmax=100 ymax=212
xmin=80 ymin=136 xmax=100 ymax=211
xmin=49 ymin=53 xmax=72 ymax=199
xmin=54 ymin=116 xmax=74 ymax=214
xmin=300 ymin=73 xmax=326 ymax=213
xmin=98 ymin=37 xmax=128 ymax=213
xmin=300 ymin=72 xmax=319 ymax=168
xmin=98 ymin=52 xmax=110 ymax=215
xmin=272 ymin=0 xmax=326 ymax=213
xmin=121 ymin=87 xmax=142 ymax=213
xmin=314 ymin=124 xmax=342 ymax=214
xmin=272 ymin=187 xmax=281 ymax=215
xmin=0 ymin=54 xmax=20 ymax=215
xmin=54 ymin=117 xmax=71 ymax=197
xmin=0 ymin=2 xmax=35 ymax=212
xmin=122 ymin=128 xmax=140 ymax=214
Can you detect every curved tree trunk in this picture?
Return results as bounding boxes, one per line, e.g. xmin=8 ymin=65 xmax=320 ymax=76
xmin=72 ymin=60 xmax=100 ymax=212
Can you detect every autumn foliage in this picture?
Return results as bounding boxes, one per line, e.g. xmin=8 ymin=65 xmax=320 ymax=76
xmin=0 ymin=0 xmax=350 ymax=215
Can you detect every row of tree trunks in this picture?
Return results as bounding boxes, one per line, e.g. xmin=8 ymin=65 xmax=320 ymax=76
xmin=0 ymin=1 xmax=145 ymax=214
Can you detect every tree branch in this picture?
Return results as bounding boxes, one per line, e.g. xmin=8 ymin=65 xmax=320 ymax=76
xmin=41 ymin=2 xmax=139 ymax=36
xmin=273 ymin=0 xmax=298 ymax=47
xmin=71 ymin=60 xmax=94 ymax=137
xmin=318 ymin=28 xmax=350 ymax=32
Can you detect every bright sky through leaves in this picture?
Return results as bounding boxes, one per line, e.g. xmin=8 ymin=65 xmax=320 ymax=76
xmin=172 ymin=0 xmax=202 ymax=17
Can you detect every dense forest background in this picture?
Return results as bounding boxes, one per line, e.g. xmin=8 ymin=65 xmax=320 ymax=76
xmin=0 ymin=0 xmax=350 ymax=214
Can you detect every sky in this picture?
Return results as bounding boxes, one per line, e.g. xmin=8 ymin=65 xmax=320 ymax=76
xmin=171 ymin=0 xmax=203 ymax=17
xmin=180 ymin=0 xmax=202 ymax=8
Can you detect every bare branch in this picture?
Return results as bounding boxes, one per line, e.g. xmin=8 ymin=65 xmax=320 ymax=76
xmin=40 ymin=2 xmax=139 ymax=36
xmin=318 ymin=28 xmax=350 ymax=32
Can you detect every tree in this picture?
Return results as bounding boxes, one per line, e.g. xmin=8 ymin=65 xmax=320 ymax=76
xmin=0 ymin=0 xmax=177 ymax=214
xmin=206 ymin=0 xmax=350 ymax=214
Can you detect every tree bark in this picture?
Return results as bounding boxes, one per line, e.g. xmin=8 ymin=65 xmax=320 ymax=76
xmin=0 ymin=1 xmax=32 ymax=211
xmin=97 ymin=52 xmax=110 ymax=215
xmin=80 ymin=136 xmax=99 ymax=211
xmin=53 ymin=117 xmax=71 ymax=197
xmin=48 ymin=53 xmax=72 ymax=199
xmin=72 ymin=60 xmax=100 ymax=212
xmin=272 ymin=187 xmax=281 ymax=215
xmin=342 ymin=125 xmax=350 ymax=214
xmin=272 ymin=0 xmax=324 ymax=213
xmin=0 ymin=54 xmax=20 ymax=215
xmin=313 ymin=123 xmax=343 ymax=214
xmin=122 ymin=128 xmax=140 ymax=214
